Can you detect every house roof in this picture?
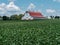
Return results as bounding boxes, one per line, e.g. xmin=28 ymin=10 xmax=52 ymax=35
xmin=28 ymin=11 xmax=44 ymax=18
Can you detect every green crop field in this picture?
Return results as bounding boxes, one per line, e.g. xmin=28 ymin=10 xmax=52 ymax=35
xmin=0 ymin=19 xmax=60 ymax=45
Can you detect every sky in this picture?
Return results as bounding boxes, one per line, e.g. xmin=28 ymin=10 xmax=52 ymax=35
xmin=0 ymin=0 xmax=60 ymax=16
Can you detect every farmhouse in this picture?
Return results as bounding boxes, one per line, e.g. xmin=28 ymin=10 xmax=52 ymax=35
xmin=21 ymin=11 xmax=45 ymax=20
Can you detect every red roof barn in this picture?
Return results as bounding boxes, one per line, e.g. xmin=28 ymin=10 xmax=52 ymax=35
xmin=21 ymin=11 xmax=45 ymax=20
xmin=29 ymin=11 xmax=44 ymax=18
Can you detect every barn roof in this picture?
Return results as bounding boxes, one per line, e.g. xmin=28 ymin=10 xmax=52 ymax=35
xmin=28 ymin=11 xmax=44 ymax=18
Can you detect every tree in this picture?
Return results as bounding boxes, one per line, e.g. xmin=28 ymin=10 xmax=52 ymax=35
xmin=55 ymin=16 xmax=60 ymax=19
xmin=0 ymin=16 xmax=2 ymax=18
xmin=50 ymin=16 xmax=54 ymax=19
xmin=10 ymin=14 xmax=24 ymax=20
xmin=10 ymin=14 xmax=17 ymax=20
xmin=19 ymin=14 xmax=24 ymax=19
xmin=3 ymin=16 xmax=9 ymax=20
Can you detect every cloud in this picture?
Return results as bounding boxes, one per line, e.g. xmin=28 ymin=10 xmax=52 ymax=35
xmin=0 ymin=3 xmax=6 ymax=16
xmin=0 ymin=3 xmax=6 ymax=8
xmin=6 ymin=2 xmax=21 ymax=15
xmin=46 ymin=9 xmax=60 ymax=16
xmin=46 ymin=9 xmax=56 ymax=13
xmin=0 ymin=7 xmax=5 ymax=14
xmin=0 ymin=2 xmax=21 ymax=16
xmin=9 ymin=0 xmax=16 ymax=2
xmin=53 ymin=0 xmax=60 ymax=2
xmin=6 ymin=2 xmax=20 ymax=11
xmin=27 ymin=3 xmax=36 ymax=11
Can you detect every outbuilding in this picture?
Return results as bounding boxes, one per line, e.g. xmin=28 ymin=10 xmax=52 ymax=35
xmin=21 ymin=11 xmax=45 ymax=20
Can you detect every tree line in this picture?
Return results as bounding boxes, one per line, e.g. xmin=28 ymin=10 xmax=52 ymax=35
xmin=0 ymin=14 xmax=60 ymax=20
xmin=0 ymin=14 xmax=24 ymax=20
xmin=50 ymin=16 xmax=60 ymax=19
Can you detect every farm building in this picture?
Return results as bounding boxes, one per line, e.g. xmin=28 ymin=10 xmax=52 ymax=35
xmin=21 ymin=11 xmax=45 ymax=20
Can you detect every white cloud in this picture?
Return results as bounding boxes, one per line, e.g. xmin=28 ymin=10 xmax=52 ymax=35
xmin=46 ymin=9 xmax=56 ymax=13
xmin=0 ymin=2 xmax=21 ymax=16
xmin=27 ymin=3 xmax=36 ymax=11
xmin=0 ymin=7 xmax=5 ymax=14
xmin=53 ymin=0 xmax=60 ymax=2
xmin=0 ymin=3 xmax=6 ymax=8
xmin=6 ymin=2 xmax=20 ymax=11
xmin=0 ymin=3 xmax=6 ymax=16
xmin=46 ymin=9 xmax=60 ymax=16
xmin=9 ymin=0 xmax=16 ymax=2
xmin=6 ymin=2 xmax=21 ymax=15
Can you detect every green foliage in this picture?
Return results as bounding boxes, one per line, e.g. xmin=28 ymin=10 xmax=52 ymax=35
xmin=0 ymin=16 xmax=2 ymax=18
xmin=3 ymin=16 xmax=9 ymax=20
xmin=10 ymin=14 xmax=19 ymax=20
xmin=19 ymin=14 xmax=24 ymax=19
xmin=0 ymin=19 xmax=60 ymax=45
xmin=10 ymin=14 xmax=24 ymax=20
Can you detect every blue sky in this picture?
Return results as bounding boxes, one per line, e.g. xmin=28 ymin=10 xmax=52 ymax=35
xmin=0 ymin=0 xmax=60 ymax=16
